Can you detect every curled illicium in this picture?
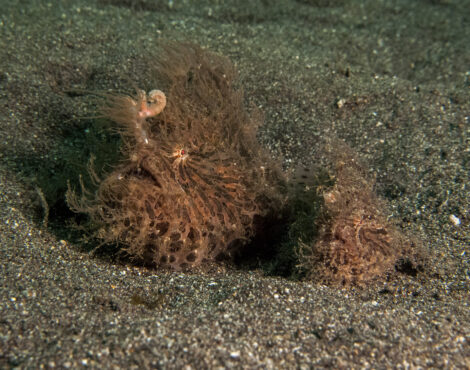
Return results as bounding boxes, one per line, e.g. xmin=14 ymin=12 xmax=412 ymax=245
xmin=97 ymin=89 xmax=166 ymax=149
xmin=137 ymin=89 xmax=167 ymax=120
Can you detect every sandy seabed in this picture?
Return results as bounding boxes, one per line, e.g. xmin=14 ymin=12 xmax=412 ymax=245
xmin=0 ymin=0 xmax=469 ymax=367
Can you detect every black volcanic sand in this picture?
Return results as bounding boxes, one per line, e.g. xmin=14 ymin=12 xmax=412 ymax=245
xmin=1 ymin=0 xmax=469 ymax=367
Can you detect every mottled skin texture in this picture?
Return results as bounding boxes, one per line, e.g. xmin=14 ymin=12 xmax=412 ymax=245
xmin=297 ymin=152 xmax=418 ymax=285
xmin=67 ymin=43 xmax=285 ymax=270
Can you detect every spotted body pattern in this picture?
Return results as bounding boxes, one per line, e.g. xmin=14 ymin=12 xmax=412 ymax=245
xmin=67 ymin=43 xmax=284 ymax=270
